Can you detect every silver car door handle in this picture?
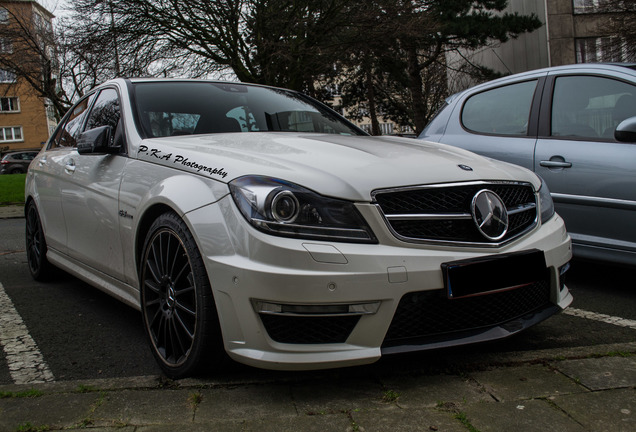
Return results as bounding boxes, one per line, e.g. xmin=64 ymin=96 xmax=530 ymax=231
xmin=38 ymin=156 xmax=47 ymax=166
xmin=65 ymin=159 xmax=76 ymax=174
xmin=540 ymin=160 xmax=572 ymax=168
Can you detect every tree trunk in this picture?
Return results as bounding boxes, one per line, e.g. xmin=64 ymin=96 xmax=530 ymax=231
xmin=365 ymin=69 xmax=381 ymax=135
xmin=407 ymin=45 xmax=427 ymax=135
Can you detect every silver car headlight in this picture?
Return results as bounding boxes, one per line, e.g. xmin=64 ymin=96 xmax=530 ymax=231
xmin=229 ymin=176 xmax=377 ymax=243
xmin=538 ymin=179 xmax=555 ymax=223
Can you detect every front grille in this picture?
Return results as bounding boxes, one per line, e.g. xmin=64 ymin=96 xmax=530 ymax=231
xmin=259 ymin=314 xmax=360 ymax=344
xmin=382 ymin=280 xmax=551 ymax=348
xmin=373 ymin=182 xmax=537 ymax=245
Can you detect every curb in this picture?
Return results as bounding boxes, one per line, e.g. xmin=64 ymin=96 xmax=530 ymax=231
xmin=0 ymin=204 xmax=24 ymax=219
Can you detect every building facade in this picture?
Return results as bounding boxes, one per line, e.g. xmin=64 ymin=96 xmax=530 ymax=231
xmin=0 ymin=0 xmax=56 ymax=155
xmin=549 ymin=0 xmax=630 ymax=65
xmin=448 ymin=0 xmax=632 ymax=92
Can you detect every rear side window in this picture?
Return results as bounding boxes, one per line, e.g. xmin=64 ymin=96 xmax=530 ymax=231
xmin=17 ymin=152 xmax=36 ymax=160
xmin=461 ymin=80 xmax=537 ymax=136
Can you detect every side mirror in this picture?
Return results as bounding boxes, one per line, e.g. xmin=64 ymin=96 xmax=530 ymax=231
xmin=615 ymin=116 xmax=636 ymax=143
xmin=77 ymin=126 xmax=119 ymax=154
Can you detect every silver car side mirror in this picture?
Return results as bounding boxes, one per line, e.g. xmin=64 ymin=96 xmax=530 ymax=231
xmin=615 ymin=116 xmax=636 ymax=143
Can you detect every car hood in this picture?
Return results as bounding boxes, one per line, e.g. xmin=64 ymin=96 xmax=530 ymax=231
xmin=135 ymin=132 xmax=538 ymax=201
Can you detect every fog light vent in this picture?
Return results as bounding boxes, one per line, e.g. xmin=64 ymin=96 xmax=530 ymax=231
xmin=252 ymin=300 xmax=380 ymax=344
xmin=252 ymin=300 xmax=380 ymax=317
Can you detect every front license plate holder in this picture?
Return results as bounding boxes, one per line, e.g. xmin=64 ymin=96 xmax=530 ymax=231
xmin=442 ymin=249 xmax=548 ymax=299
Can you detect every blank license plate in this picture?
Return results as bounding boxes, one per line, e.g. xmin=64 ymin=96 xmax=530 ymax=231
xmin=442 ymin=249 xmax=548 ymax=299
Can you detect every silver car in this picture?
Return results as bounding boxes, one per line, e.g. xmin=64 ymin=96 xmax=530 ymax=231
xmin=421 ymin=63 xmax=636 ymax=265
xmin=0 ymin=150 xmax=39 ymax=174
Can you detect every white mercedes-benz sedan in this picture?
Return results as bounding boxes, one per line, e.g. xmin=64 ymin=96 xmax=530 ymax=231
xmin=25 ymin=79 xmax=572 ymax=378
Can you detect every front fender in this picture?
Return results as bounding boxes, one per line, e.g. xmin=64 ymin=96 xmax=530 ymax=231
xmin=119 ymin=160 xmax=230 ymax=286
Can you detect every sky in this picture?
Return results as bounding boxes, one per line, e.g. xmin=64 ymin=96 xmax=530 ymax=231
xmin=39 ymin=0 xmax=69 ymax=19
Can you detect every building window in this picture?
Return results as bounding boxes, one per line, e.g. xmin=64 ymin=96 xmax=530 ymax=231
xmin=0 ymin=8 xmax=9 ymax=24
xmin=380 ymin=123 xmax=394 ymax=135
xmin=576 ymin=37 xmax=632 ymax=63
xmin=573 ymin=0 xmax=615 ymax=14
xmin=0 ymin=126 xmax=23 ymax=143
xmin=0 ymin=97 xmax=19 ymax=112
xmin=0 ymin=69 xmax=16 ymax=83
xmin=359 ymin=122 xmax=396 ymax=135
xmin=0 ymin=38 xmax=13 ymax=54
xmin=573 ymin=0 xmax=598 ymax=14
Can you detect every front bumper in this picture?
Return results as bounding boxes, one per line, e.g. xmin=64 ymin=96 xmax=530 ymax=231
xmin=186 ymin=199 xmax=572 ymax=371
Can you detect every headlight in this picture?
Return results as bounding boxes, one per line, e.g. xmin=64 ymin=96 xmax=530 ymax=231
xmin=229 ymin=176 xmax=377 ymax=243
xmin=538 ymin=179 xmax=555 ymax=223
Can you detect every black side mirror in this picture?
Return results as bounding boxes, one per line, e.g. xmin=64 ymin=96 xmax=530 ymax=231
xmin=77 ymin=125 xmax=118 ymax=154
xmin=615 ymin=116 xmax=636 ymax=143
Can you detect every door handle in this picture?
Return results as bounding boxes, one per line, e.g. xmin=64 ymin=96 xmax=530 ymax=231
xmin=65 ymin=158 xmax=76 ymax=174
xmin=38 ymin=156 xmax=47 ymax=166
xmin=540 ymin=160 xmax=572 ymax=169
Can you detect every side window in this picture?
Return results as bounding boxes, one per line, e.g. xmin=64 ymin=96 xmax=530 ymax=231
xmin=552 ymin=76 xmax=636 ymax=140
xmin=85 ymin=88 xmax=121 ymax=131
xmin=50 ymin=94 xmax=95 ymax=148
xmin=461 ymin=80 xmax=537 ymax=136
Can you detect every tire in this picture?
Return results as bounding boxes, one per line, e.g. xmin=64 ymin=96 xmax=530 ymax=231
xmin=139 ymin=212 xmax=224 ymax=378
xmin=10 ymin=168 xmax=24 ymax=174
xmin=25 ymin=201 xmax=54 ymax=281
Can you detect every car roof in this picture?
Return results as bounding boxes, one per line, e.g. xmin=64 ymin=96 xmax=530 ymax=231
xmin=447 ymin=63 xmax=636 ymax=100
xmin=120 ymin=77 xmax=294 ymax=93
xmin=4 ymin=150 xmax=38 ymax=156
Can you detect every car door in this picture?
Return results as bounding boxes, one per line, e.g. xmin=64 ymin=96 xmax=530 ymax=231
xmin=30 ymin=94 xmax=96 ymax=255
xmin=534 ymin=72 xmax=636 ymax=263
xmin=59 ymin=87 xmax=130 ymax=281
xmin=434 ymin=77 xmax=545 ymax=172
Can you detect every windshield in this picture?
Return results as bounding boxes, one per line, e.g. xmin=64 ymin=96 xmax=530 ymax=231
xmin=131 ymin=81 xmax=364 ymax=138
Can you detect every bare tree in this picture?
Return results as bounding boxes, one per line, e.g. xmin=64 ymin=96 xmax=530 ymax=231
xmin=0 ymin=4 xmax=70 ymax=119
xmin=55 ymin=0 xmax=541 ymax=135
xmin=59 ymin=0 xmax=209 ymax=99
xmin=603 ymin=0 xmax=636 ymax=62
xmin=64 ymin=0 xmax=361 ymax=95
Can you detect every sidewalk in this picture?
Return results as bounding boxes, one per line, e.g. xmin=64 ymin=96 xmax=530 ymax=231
xmin=1 ymin=343 xmax=635 ymax=431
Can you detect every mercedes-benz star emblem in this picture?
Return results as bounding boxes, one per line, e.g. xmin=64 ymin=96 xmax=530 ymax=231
xmin=471 ymin=189 xmax=509 ymax=241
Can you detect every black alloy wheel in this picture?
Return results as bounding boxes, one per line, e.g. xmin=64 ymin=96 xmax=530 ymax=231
xmin=140 ymin=212 xmax=222 ymax=378
xmin=25 ymin=201 xmax=53 ymax=281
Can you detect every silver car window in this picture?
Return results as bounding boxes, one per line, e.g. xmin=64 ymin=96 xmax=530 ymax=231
xmin=49 ymin=93 xmax=96 ymax=149
xmin=461 ymin=80 xmax=537 ymax=136
xmin=552 ymin=76 xmax=636 ymax=140
xmin=85 ymin=88 xmax=121 ymax=132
